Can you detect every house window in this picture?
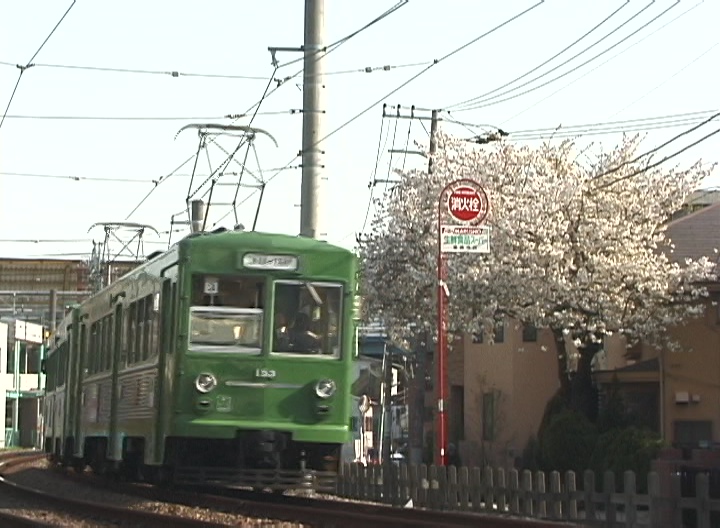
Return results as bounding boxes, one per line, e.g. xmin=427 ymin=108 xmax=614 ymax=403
xmin=522 ymin=323 xmax=538 ymax=342
xmin=493 ymin=322 xmax=504 ymax=343
xmin=482 ymin=391 xmax=497 ymax=441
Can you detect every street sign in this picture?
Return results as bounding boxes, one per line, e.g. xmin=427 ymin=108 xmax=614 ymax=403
xmin=447 ymin=185 xmax=489 ymax=223
xmin=440 ymin=225 xmax=490 ymax=253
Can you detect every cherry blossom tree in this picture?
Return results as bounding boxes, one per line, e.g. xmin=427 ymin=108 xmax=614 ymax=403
xmin=358 ymin=131 xmax=716 ymax=419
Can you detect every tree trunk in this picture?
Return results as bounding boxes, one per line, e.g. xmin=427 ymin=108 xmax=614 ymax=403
xmin=553 ymin=330 xmax=600 ymax=422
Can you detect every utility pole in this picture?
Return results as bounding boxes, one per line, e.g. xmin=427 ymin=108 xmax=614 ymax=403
xmin=380 ymin=105 xmax=440 ymax=465
xmin=382 ymin=342 xmax=393 ymax=466
xmin=299 ymin=0 xmax=326 ymax=239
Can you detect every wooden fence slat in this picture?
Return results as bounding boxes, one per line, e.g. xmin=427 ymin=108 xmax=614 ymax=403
xmin=446 ymin=465 xmax=458 ymax=510
xmin=471 ymin=467 xmax=483 ymax=513
xmin=483 ymin=466 xmax=494 ymax=513
xmin=697 ymin=472 xmax=711 ymax=528
xmin=565 ymin=470 xmax=578 ymax=520
xmin=508 ymin=468 xmax=519 ymax=515
xmin=348 ymin=463 xmax=720 ymax=527
xmin=458 ymin=466 xmax=470 ymax=511
xmin=535 ymin=470 xmax=547 ymax=518
xmin=522 ymin=469 xmax=533 ymax=517
xmin=624 ymin=470 xmax=637 ymax=527
xmin=603 ymin=470 xmax=617 ymax=526
xmin=550 ymin=471 xmax=562 ymax=520
xmin=584 ymin=469 xmax=596 ymax=522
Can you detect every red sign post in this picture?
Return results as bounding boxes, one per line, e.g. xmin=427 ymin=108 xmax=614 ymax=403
xmin=436 ymin=179 xmax=489 ymax=466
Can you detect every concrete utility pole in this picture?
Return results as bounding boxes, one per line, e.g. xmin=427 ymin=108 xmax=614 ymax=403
xmin=380 ymin=105 xmax=440 ymax=465
xmin=299 ymin=0 xmax=326 ymax=239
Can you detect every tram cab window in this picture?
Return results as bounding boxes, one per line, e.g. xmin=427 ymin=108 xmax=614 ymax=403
xmin=272 ymin=280 xmax=342 ymax=358
xmin=189 ymin=275 xmax=264 ymax=354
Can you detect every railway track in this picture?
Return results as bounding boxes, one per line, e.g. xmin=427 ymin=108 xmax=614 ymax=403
xmin=48 ymin=458 xmax=585 ymax=527
xmin=0 ymin=450 xmax=226 ymax=527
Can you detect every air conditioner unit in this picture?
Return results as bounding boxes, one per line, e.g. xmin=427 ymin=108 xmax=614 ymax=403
xmin=691 ymin=394 xmax=701 ymax=403
xmin=675 ymin=391 xmax=690 ymax=404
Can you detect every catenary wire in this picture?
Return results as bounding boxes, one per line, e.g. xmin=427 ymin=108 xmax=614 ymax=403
xmin=0 ymin=0 xmax=76 ymax=130
xmin=1 ymin=110 xmax=293 ymax=121
xmin=452 ymin=1 xmax=681 ymax=112
xmin=211 ymin=1 xmax=547 ymax=230
xmin=446 ymin=0 xmax=633 ymax=110
xmin=0 ymin=58 xmax=429 ymax=82
xmin=123 ymin=2 xmax=409 ymax=222
xmin=276 ymin=1 xmax=409 ymax=69
xmin=10 ymin=109 xmax=715 ymax=188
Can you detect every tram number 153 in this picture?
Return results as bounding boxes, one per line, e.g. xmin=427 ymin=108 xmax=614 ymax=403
xmin=255 ymin=368 xmax=277 ymax=379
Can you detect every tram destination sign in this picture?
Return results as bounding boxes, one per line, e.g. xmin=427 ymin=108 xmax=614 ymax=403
xmin=440 ymin=225 xmax=490 ymax=254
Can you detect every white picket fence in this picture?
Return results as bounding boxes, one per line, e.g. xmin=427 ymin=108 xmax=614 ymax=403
xmin=336 ymin=463 xmax=720 ymax=527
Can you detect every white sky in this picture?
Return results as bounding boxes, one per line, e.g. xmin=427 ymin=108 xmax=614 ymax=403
xmin=1 ymin=0 xmax=718 ymax=260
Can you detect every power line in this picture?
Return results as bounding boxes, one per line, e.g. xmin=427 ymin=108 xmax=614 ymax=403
xmin=0 ymin=0 xmax=76 ymax=131
xmin=450 ymin=1 xmax=681 ymax=112
xmin=596 ymin=125 xmax=720 ymax=190
xmin=212 ymin=1 xmax=547 ymax=229
xmin=446 ymin=0 xmax=633 ymax=110
xmin=470 ymin=109 xmax=720 ymax=141
xmin=592 ymin=110 xmax=720 ymax=181
xmin=606 ymin=39 xmax=720 ymax=119
xmin=498 ymin=0 xmax=704 ymax=125
xmin=361 ymin=116 xmax=388 ymax=235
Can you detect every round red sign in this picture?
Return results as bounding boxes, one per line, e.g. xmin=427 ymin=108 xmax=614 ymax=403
xmin=447 ymin=185 xmax=488 ymax=223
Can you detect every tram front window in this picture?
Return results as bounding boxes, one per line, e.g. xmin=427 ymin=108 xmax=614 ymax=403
xmin=273 ymin=281 xmax=342 ymax=358
xmin=189 ymin=307 xmax=263 ymax=354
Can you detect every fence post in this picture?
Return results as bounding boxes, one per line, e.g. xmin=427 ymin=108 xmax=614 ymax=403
xmin=522 ymin=469 xmax=533 ymax=517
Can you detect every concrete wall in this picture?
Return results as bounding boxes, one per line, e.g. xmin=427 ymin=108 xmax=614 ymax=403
xmin=460 ymin=320 xmax=559 ymax=469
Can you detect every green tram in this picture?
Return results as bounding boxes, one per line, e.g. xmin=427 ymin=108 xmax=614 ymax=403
xmin=43 ymin=229 xmax=359 ymax=483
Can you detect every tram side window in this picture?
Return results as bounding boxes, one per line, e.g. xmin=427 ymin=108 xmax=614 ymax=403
xmin=46 ymin=353 xmax=56 ymax=391
xmin=127 ymin=302 xmax=137 ymax=365
xmin=98 ymin=318 xmax=106 ymax=373
xmin=103 ymin=315 xmax=113 ymax=371
xmin=58 ymin=342 xmax=66 ymax=387
xmin=80 ymin=324 xmax=88 ymax=375
xmin=89 ymin=322 xmax=99 ymax=374
xmin=143 ymin=294 xmax=155 ymax=360
xmin=136 ymin=297 xmax=145 ymax=363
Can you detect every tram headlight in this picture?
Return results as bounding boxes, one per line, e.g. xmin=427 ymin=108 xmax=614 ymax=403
xmin=195 ymin=373 xmax=218 ymax=393
xmin=314 ymin=379 xmax=336 ymax=399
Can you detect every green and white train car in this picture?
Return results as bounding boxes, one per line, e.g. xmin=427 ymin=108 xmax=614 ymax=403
xmin=43 ymin=229 xmax=359 ymax=483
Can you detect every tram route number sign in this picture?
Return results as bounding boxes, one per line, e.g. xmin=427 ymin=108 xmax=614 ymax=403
xmin=441 ymin=225 xmax=490 ymax=254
